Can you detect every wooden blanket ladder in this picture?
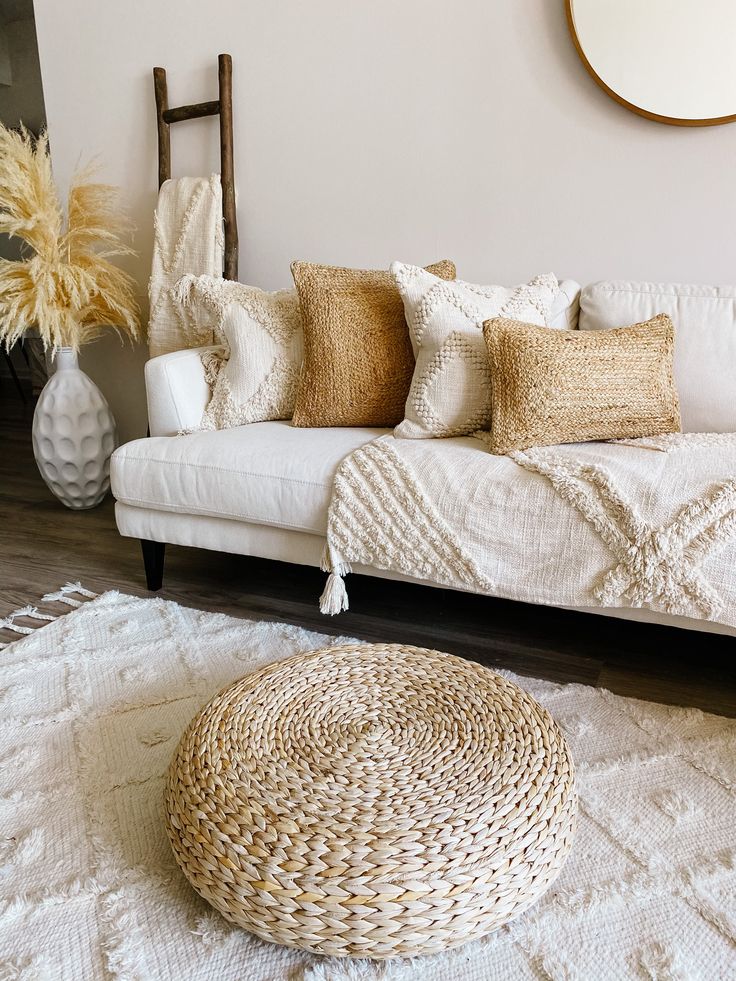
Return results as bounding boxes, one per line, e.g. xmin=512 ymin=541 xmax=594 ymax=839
xmin=153 ymin=53 xmax=238 ymax=280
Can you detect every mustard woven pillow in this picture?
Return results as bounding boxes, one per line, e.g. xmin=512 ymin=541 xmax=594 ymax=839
xmin=291 ymin=259 xmax=456 ymax=428
xmin=482 ymin=314 xmax=681 ymax=454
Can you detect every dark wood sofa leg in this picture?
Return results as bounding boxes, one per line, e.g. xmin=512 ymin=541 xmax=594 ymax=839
xmin=141 ymin=540 xmax=166 ymax=591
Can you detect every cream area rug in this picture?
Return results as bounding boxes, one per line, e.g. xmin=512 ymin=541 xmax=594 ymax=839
xmin=1 ymin=587 xmax=735 ymax=980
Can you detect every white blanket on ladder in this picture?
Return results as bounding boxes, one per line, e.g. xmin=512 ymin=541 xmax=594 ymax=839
xmin=148 ymin=174 xmax=224 ymax=358
xmin=321 ymin=432 xmax=736 ymax=628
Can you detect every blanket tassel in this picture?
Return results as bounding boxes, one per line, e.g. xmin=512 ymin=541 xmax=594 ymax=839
xmin=319 ymin=573 xmax=349 ymax=616
xmin=319 ymin=544 xmax=351 ymax=615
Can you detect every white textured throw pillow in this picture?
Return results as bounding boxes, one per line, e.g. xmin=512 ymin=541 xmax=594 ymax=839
xmin=176 ymin=275 xmax=304 ymax=430
xmin=392 ymin=263 xmax=563 ymax=438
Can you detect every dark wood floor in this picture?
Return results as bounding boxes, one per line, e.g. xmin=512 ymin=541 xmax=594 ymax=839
xmin=1 ymin=387 xmax=734 ymax=716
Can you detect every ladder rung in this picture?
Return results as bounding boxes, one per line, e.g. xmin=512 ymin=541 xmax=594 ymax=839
xmin=163 ymin=100 xmax=220 ymax=124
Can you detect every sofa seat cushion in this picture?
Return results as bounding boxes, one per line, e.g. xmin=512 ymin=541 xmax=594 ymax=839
xmin=111 ymin=422 xmax=387 ymax=534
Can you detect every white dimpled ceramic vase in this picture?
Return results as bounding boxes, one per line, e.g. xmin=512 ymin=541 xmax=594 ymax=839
xmin=32 ymin=348 xmax=118 ymax=509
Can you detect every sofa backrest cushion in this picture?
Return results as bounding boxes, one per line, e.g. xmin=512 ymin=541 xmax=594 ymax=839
xmin=579 ymin=281 xmax=736 ymax=432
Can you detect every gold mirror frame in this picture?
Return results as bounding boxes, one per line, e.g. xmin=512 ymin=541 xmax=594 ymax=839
xmin=565 ymin=0 xmax=736 ymax=128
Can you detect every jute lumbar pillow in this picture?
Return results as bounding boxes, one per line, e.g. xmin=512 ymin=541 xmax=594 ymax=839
xmin=392 ymin=263 xmax=565 ymax=438
xmin=290 ymin=259 xmax=456 ymax=428
xmin=176 ymin=274 xmax=304 ymax=430
xmin=482 ymin=313 xmax=681 ymax=454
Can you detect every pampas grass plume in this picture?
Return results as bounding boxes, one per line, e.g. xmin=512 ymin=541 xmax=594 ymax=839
xmin=0 ymin=124 xmax=141 ymax=352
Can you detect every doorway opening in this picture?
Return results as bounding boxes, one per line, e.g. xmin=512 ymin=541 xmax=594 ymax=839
xmin=0 ymin=0 xmax=48 ymax=403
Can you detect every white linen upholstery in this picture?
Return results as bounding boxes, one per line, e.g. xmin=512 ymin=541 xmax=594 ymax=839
xmin=579 ymin=281 xmax=736 ymax=432
xmin=115 ymin=502 xmax=325 ymax=566
xmin=145 ymin=347 xmax=215 ymax=437
xmin=111 ymin=422 xmax=387 ymax=535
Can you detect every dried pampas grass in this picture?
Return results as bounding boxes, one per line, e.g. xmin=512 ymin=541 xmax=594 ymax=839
xmin=0 ymin=124 xmax=141 ymax=352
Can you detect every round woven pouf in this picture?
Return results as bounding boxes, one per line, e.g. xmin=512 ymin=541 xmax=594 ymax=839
xmin=164 ymin=643 xmax=576 ymax=959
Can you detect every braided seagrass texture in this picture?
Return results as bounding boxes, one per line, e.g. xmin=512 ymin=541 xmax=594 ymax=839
xmin=164 ymin=643 xmax=577 ymax=959
xmin=482 ymin=314 xmax=681 ymax=454
xmin=290 ymin=260 xmax=455 ymax=428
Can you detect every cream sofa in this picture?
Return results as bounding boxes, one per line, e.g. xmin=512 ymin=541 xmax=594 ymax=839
xmin=111 ymin=280 xmax=736 ymax=637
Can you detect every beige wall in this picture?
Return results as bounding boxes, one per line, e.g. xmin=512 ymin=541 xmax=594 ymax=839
xmin=33 ymin=0 xmax=736 ymax=442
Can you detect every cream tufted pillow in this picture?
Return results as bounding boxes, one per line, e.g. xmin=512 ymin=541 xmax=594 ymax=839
xmin=176 ymin=275 xmax=304 ymax=430
xmin=391 ymin=263 xmax=566 ymax=438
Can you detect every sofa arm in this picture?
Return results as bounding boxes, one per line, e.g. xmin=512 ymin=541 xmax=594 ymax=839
xmin=145 ymin=346 xmax=217 ymax=436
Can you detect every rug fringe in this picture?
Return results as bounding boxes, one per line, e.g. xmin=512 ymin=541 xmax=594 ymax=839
xmin=41 ymin=582 xmax=98 ymax=607
xmin=0 ymin=584 xmax=99 ymax=648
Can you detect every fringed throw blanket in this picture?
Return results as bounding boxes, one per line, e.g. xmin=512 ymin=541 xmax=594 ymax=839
xmin=321 ymin=432 xmax=736 ymax=627
xmin=148 ymin=174 xmax=224 ymax=358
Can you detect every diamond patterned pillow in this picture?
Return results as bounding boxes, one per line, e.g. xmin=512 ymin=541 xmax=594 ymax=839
xmin=391 ymin=263 xmax=564 ymax=438
xmin=176 ymin=275 xmax=304 ymax=430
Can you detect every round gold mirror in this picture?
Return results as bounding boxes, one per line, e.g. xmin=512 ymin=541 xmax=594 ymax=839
xmin=566 ymin=0 xmax=736 ymax=127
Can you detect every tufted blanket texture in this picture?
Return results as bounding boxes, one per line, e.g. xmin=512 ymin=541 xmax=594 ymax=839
xmin=148 ymin=174 xmax=224 ymax=358
xmin=323 ymin=432 xmax=736 ymax=627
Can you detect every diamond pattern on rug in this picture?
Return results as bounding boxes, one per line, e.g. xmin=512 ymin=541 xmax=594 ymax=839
xmin=0 ymin=591 xmax=735 ymax=980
